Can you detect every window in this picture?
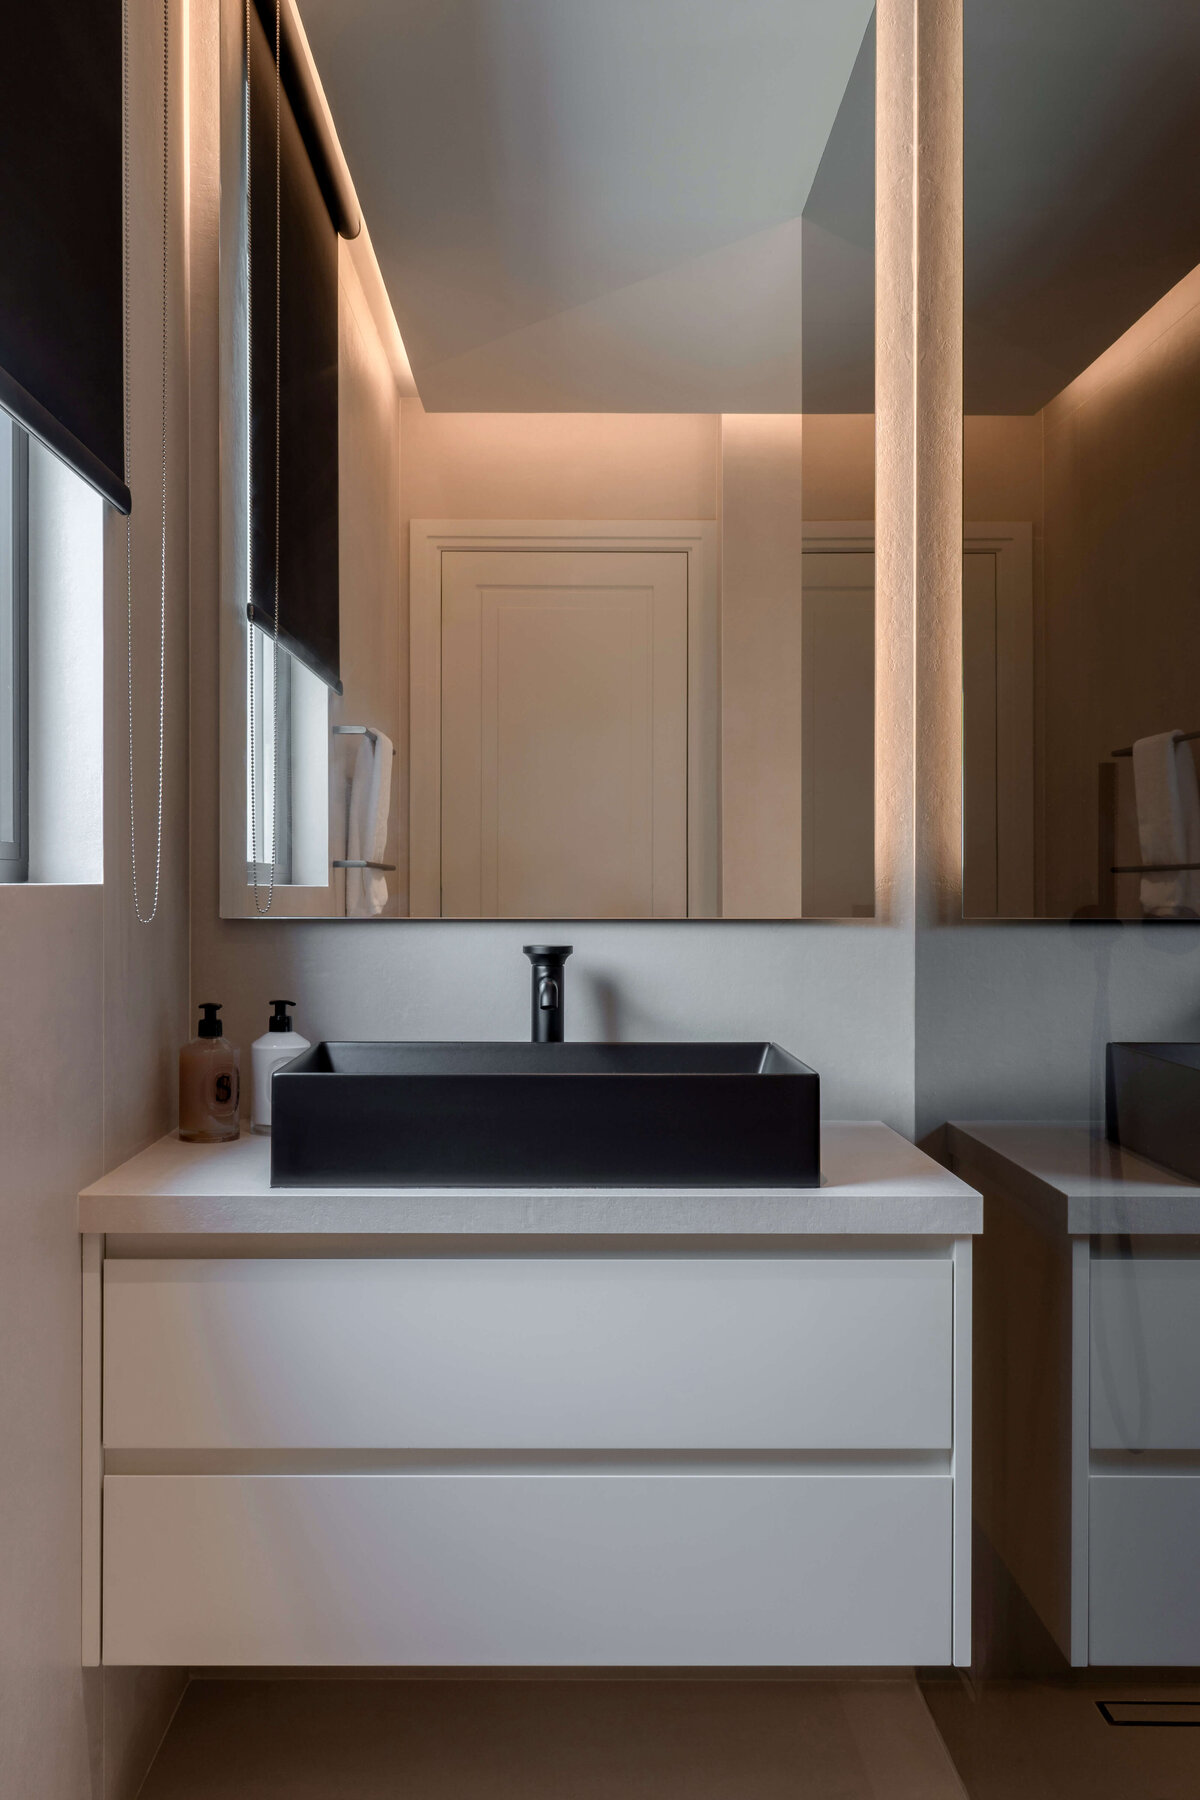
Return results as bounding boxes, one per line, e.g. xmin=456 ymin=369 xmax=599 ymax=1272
xmin=245 ymin=626 xmax=329 ymax=889
xmin=246 ymin=626 xmax=295 ymax=885
xmin=0 ymin=417 xmax=29 ymax=883
xmin=0 ymin=416 xmax=104 ymax=886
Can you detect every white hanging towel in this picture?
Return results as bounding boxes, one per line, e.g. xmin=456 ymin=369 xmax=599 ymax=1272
xmin=1132 ymin=730 xmax=1200 ymax=918
xmin=345 ymin=731 xmax=394 ymax=917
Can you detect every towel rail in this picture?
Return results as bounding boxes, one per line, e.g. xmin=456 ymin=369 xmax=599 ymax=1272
xmin=1111 ymin=862 xmax=1200 ymax=875
xmin=333 ymin=727 xmax=393 ymax=872
xmin=1111 ymin=730 xmax=1200 ymax=758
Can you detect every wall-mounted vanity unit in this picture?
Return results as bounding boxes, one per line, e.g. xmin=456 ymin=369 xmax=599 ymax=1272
xmin=80 ymin=1125 xmax=979 ymax=1670
xmin=947 ymin=1122 xmax=1200 ymax=1667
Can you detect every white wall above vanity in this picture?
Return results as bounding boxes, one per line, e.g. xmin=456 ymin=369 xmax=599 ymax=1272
xmin=80 ymin=1125 xmax=980 ymax=1672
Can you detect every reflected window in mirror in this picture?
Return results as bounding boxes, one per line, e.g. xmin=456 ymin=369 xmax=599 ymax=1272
xmin=244 ymin=630 xmax=329 ymax=892
xmin=963 ymin=1 xmax=1200 ymax=920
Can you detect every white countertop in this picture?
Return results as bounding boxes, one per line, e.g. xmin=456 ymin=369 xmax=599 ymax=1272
xmin=78 ymin=1122 xmax=981 ymax=1237
xmin=946 ymin=1121 xmax=1200 ymax=1235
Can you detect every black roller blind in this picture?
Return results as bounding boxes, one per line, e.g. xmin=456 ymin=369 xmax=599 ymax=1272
xmin=0 ymin=7 xmax=128 ymax=512
xmin=248 ymin=3 xmax=341 ymax=693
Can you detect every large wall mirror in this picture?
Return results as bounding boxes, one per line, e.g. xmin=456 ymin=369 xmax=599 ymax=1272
xmin=219 ymin=0 xmax=876 ymax=920
xmin=963 ymin=1 xmax=1200 ymax=920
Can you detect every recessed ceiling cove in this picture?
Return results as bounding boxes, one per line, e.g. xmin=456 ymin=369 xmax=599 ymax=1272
xmin=299 ymin=0 xmax=875 ymax=411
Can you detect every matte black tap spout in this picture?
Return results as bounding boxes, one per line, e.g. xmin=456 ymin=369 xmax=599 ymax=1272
xmin=523 ymin=945 xmax=573 ymax=1043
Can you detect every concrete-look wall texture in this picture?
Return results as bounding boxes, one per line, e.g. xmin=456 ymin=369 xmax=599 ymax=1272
xmin=192 ymin=1 xmax=1200 ymax=1153
xmin=0 ymin=1 xmax=191 ymax=1796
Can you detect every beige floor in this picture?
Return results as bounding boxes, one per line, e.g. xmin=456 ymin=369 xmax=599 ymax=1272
xmin=922 ymin=1674 xmax=1200 ymax=1800
xmin=138 ymin=1677 xmax=967 ymax=1800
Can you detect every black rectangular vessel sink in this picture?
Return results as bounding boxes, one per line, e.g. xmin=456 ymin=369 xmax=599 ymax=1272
xmin=270 ymin=1041 xmax=820 ymax=1188
xmin=1107 ymin=1042 xmax=1200 ymax=1181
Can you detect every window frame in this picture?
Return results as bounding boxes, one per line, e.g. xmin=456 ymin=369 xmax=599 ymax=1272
xmin=0 ymin=418 xmax=29 ymax=883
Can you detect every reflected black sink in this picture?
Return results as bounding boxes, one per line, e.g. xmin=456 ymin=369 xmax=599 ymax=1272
xmin=1107 ymin=1042 xmax=1200 ymax=1180
xmin=271 ymin=1041 xmax=820 ymax=1188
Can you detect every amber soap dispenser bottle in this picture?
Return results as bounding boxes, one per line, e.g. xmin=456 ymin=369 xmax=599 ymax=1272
xmin=179 ymin=1003 xmax=241 ymax=1143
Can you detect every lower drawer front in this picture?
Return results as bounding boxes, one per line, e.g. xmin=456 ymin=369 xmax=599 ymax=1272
xmin=1090 ymin=1474 xmax=1200 ymax=1664
xmin=103 ymin=1471 xmax=952 ymax=1667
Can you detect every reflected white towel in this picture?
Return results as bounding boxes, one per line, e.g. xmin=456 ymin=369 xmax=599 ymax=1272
xmin=1132 ymin=730 xmax=1200 ymax=918
xmin=345 ymin=731 xmax=394 ymax=917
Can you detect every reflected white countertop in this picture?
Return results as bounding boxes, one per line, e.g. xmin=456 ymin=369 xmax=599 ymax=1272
xmin=946 ymin=1121 xmax=1200 ymax=1235
xmin=79 ymin=1122 xmax=981 ymax=1238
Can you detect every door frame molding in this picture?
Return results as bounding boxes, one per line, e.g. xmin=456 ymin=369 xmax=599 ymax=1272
xmin=801 ymin=520 xmax=1034 ymax=918
xmin=962 ymin=522 xmax=1035 ymax=917
xmin=409 ymin=520 xmax=718 ymax=918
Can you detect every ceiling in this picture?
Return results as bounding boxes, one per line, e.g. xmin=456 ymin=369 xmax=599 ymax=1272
xmin=300 ymin=0 xmax=1200 ymax=416
xmin=964 ymin=0 xmax=1200 ymax=413
xmin=300 ymin=0 xmax=874 ymax=411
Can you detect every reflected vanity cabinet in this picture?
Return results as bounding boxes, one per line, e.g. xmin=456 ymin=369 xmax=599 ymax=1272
xmin=80 ymin=1128 xmax=978 ymax=1671
xmin=947 ymin=1123 xmax=1200 ymax=1668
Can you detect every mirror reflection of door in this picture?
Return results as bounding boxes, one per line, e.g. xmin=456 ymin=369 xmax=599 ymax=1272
xmin=801 ymin=551 xmax=875 ymax=918
xmin=439 ymin=550 xmax=688 ymax=919
xmin=961 ymin=525 xmax=1035 ymax=919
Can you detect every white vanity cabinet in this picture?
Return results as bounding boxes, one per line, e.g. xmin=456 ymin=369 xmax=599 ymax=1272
xmin=947 ymin=1122 xmax=1200 ymax=1668
xmin=80 ymin=1124 xmax=980 ymax=1670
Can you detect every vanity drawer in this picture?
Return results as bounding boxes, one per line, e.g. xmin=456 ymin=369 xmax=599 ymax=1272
xmin=103 ymin=1256 xmax=953 ymax=1451
xmin=1091 ymin=1255 xmax=1200 ymax=1449
xmin=1090 ymin=1473 xmax=1200 ymax=1664
xmin=102 ymin=1469 xmax=953 ymax=1666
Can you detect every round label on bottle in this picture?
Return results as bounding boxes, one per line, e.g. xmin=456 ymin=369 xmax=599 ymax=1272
xmin=207 ymin=1064 xmax=240 ymax=1117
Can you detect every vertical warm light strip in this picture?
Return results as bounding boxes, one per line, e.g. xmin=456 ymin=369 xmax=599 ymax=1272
xmin=875 ymin=0 xmax=963 ymax=934
xmin=913 ymin=0 xmax=964 ymax=927
xmin=873 ymin=0 xmax=918 ymax=934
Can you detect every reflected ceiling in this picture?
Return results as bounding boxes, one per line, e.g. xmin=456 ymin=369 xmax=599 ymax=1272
xmin=965 ymin=0 xmax=1200 ymax=412
xmin=299 ymin=0 xmax=874 ymax=411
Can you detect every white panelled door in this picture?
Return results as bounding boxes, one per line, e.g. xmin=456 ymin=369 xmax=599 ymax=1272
xmin=439 ymin=549 xmax=688 ymax=918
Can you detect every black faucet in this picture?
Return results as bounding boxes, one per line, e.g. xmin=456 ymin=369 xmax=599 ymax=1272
xmin=523 ymin=945 xmax=573 ymax=1043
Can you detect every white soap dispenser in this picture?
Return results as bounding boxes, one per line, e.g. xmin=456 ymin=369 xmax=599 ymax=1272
xmin=251 ymin=1000 xmax=310 ymax=1135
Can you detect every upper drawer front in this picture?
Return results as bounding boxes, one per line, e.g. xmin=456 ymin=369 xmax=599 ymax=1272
xmin=104 ymin=1256 xmax=953 ymax=1451
xmin=1091 ymin=1255 xmax=1200 ymax=1450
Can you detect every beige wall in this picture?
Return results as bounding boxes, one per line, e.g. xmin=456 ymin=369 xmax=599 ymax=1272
xmin=719 ymin=415 xmax=806 ymax=915
xmin=0 ymin=0 xmax=191 ymax=1794
xmin=963 ymin=415 xmax=1042 ymax=527
xmin=1039 ymin=262 xmax=1200 ymax=916
xmin=803 ymin=414 xmax=875 ymax=521
xmin=399 ymin=406 xmax=719 ymax=526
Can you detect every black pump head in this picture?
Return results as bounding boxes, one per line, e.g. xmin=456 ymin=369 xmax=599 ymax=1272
xmin=269 ymin=999 xmax=297 ymax=1033
xmin=197 ymin=1002 xmax=223 ymax=1039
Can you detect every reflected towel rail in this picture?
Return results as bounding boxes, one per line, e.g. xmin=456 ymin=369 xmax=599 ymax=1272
xmin=332 ymin=728 xmax=395 ymax=871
